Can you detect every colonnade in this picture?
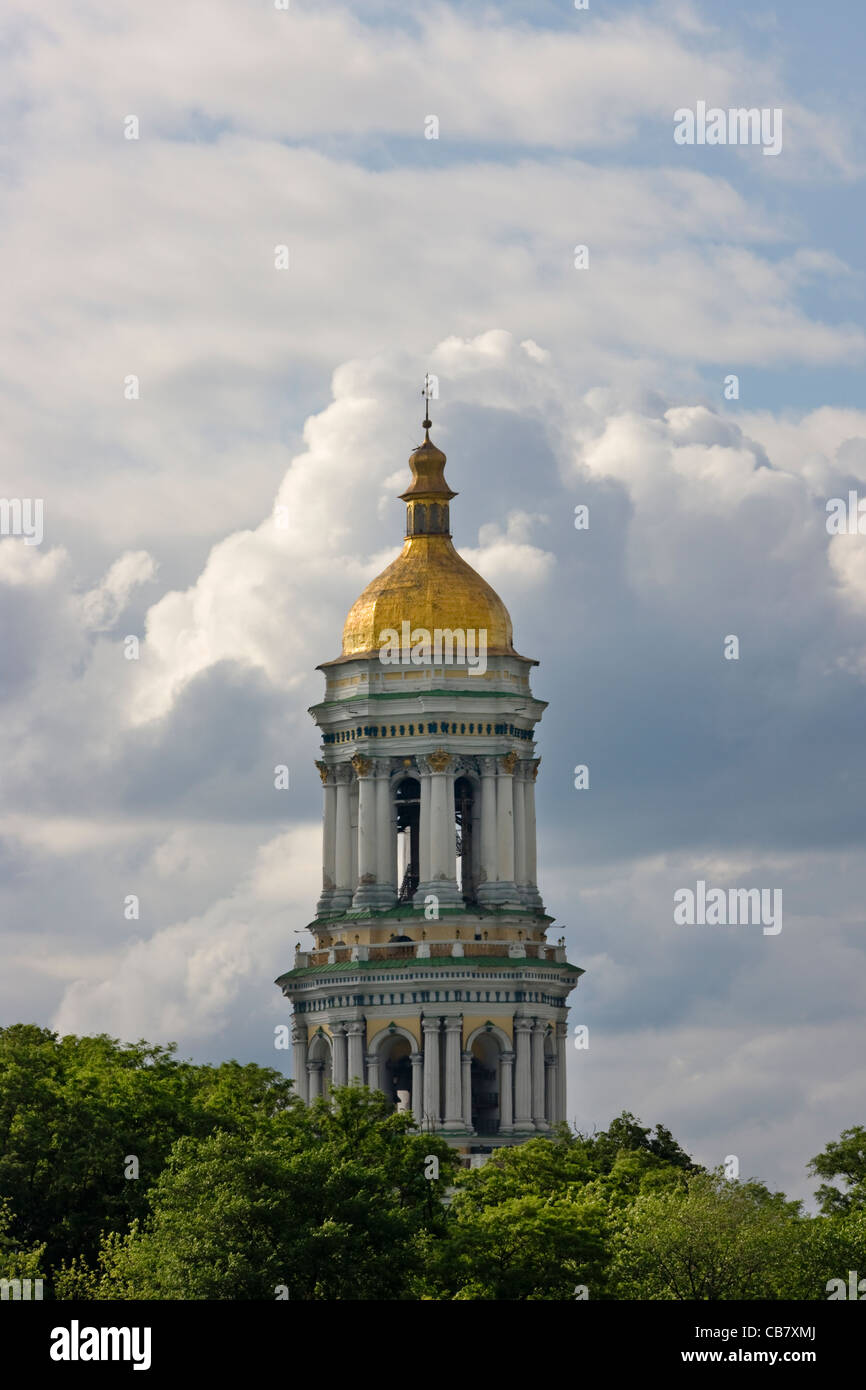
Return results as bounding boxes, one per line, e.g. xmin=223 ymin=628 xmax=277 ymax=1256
xmin=316 ymin=751 xmax=542 ymax=915
xmin=292 ymin=1017 xmax=569 ymax=1132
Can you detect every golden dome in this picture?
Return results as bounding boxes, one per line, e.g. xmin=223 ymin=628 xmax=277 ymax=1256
xmin=336 ymin=426 xmax=519 ymax=661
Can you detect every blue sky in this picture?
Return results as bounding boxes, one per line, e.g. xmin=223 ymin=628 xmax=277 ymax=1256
xmin=1 ymin=0 xmax=864 ymax=1205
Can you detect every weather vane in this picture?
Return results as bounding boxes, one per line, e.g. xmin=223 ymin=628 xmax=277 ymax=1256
xmin=421 ymin=373 xmax=433 ymax=431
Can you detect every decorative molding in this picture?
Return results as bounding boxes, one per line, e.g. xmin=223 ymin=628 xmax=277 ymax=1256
xmin=428 ymin=748 xmax=452 ymax=773
xmin=351 ymin=753 xmax=373 ymax=777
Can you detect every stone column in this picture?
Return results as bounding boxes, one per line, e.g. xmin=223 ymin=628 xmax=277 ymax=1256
xmin=415 ymin=753 xmax=461 ymax=908
xmin=513 ymin=761 xmax=529 ymax=904
xmin=513 ymin=1018 xmax=534 ymax=1131
xmin=332 ymin=764 xmax=354 ymax=910
xmin=417 ymin=766 xmax=431 ymax=886
xmin=347 ymin=1021 xmax=365 ymax=1084
xmin=461 ymin=1050 xmax=474 ymax=1131
xmin=545 ymin=1054 xmax=558 ymax=1127
xmin=365 ymin=1052 xmax=380 ymax=1093
xmin=499 ymin=1049 xmax=515 ymax=1132
xmin=352 ymin=756 xmax=379 ymax=908
xmin=476 ymin=756 xmax=498 ymax=903
xmin=375 ymin=762 xmax=396 ymax=908
xmin=331 ymin=1023 xmax=348 ymax=1087
xmin=556 ymin=1020 xmax=569 ymax=1129
xmin=422 ymin=1016 xmax=441 ymax=1130
xmin=307 ymin=1059 xmax=324 ymax=1100
xmin=524 ymin=759 xmax=543 ymax=910
xmin=494 ymin=753 xmax=520 ymax=906
xmin=316 ymin=763 xmax=337 ymax=916
xmin=531 ymin=1021 xmax=549 ymax=1130
xmin=442 ymin=1017 xmax=464 ymax=1131
xmin=292 ymin=1023 xmax=308 ymax=1103
xmin=411 ymin=1052 xmax=424 ymax=1127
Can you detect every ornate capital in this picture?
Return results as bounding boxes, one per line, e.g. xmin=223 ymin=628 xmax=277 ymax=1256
xmin=513 ymin=1017 xmax=533 ymax=1035
xmin=500 ymin=750 xmax=519 ymax=776
xmin=351 ymin=753 xmax=373 ymax=778
xmin=346 ymin=1020 xmax=365 ymax=1036
xmin=334 ymin=762 xmax=354 ymax=785
xmin=479 ymin=755 xmax=498 ymax=777
xmin=530 ymin=758 xmax=541 ymax=782
xmin=443 ymin=1016 xmax=463 ymax=1032
xmin=422 ymin=1016 xmax=442 ymax=1033
xmin=315 ymin=760 xmax=330 ymax=785
xmin=428 ymin=748 xmax=452 ymax=773
xmin=500 ymin=1050 xmax=515 ymax=1064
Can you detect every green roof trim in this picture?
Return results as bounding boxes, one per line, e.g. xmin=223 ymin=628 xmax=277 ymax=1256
xmin=310 ymin=688 xmax=543 ymax=710
xmin=276 ymin=956 xmax=584 ymax=983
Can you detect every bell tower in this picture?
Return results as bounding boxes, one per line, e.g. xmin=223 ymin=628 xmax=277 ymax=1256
xmin=276 ymin=399 xmax=583 ymax=1145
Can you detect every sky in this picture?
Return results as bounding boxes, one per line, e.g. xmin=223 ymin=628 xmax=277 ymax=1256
xmin=1 ymin=0 xmax=865 ymax=1206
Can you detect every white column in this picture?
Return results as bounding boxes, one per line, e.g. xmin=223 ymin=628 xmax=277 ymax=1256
xmin=477 ymin=756 xmax=498 ymax=902
xmin=316 ymin=764 xmax=337 ymax=916
xmin=513 ymin=1018 xmax=533 ymax=1130
xmin=545 ymin=1055 xmax=558 ymax=1127
xmin=411 ymin=1051 xmax=424 ymax=1126
xmin=556 ymin=1020 xmax=568 ymax=1129
xmin=429 ymin=761 xmax=450 ymax=879
xmin=422 ymin=1016 xmax=441 ymax=1130
xmin=461 ymin=1051 xmax=474 ymax=1131
xmin=418 ymin=768 xmax=432 ymax=884
xmin=307 ymin=1059 xmax=324 ymax=1100
xmin=531 ymin=1021 xmax=549 ymax=1130
xmin=347 ymin=1021 xmax=365 ymax=1084
xmin=292 ymin=1023 xmax=308 ymax=1103
xmin=442 ymin=1017 xmax=464 ymax=1131
xmin=375 ymin=762 xmax=396 ymax=907
xmin=513 ymin=763 xmax=528 ymax=901
xmin=332 ymin=1023 xmax=348 ymax=1087
xmin=365 ymin=1053 xmax=380 ymax=1093
xmin=525 ymin=760 xmax=542 ymax=909
xmin=499 ymin=1049 xmax=514 ymax=1132
xmin=496 ymin=755 xmax=517 ymax=888
xmin=352 ymin=756 xmax=378 ymax=907
xmin=333 ymin=764 xmax=353 ymax=909
xmin=416 ymin=753 xmax=461 ymax=907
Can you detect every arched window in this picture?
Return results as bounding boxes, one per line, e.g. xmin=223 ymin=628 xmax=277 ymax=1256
xmin=395 ymin=777 xmax=420 ymax=900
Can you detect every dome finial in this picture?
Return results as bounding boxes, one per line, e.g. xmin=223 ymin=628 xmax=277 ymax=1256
xmin=421 ymin=372 xmax=433 ymax=434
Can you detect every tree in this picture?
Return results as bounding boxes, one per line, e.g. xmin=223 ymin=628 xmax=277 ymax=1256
xmin=56 ymin=1087 xmax=458 ymax=1301
xmin=809 ymin=1126 xmax=866 ymax=1216
xmin=609 ymin=1169 xmax=806 ymax=1300
xmin=0 ymin=1024 xmax=298 ymax=1271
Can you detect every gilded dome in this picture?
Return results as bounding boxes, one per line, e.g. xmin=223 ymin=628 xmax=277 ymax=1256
xmin=336 ymin=427 xmax=519 ymax=661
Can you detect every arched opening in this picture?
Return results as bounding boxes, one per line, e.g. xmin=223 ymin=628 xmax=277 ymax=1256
xmin=378 ymin=1033 xmax=412 ymax=1112
xmin=395 ymin=778 xmax=420 ymax=901
xmin=470 ymin=1031 xmax=501 ymax=1135
xmin=307 ymin=1031 xmax=332 ymax=1101
xmin=454 ymin=775 xmax=476 ymax=903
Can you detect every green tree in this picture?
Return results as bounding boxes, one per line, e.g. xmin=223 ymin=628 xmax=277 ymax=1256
xmin=609 ymin=1169 xmax=805 ymax=1300
xmin=56 ymin=1087 xmax=457 ymax=1301
xmin=0 ymin=1024 xmax=298 ymax=1271
xmin=808 ymin=1126 xmax=866 ymax=1216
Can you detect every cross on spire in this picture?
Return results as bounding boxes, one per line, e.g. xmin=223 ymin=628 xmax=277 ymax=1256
xmin=421 ymin=373 xmax=433 ymax=431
